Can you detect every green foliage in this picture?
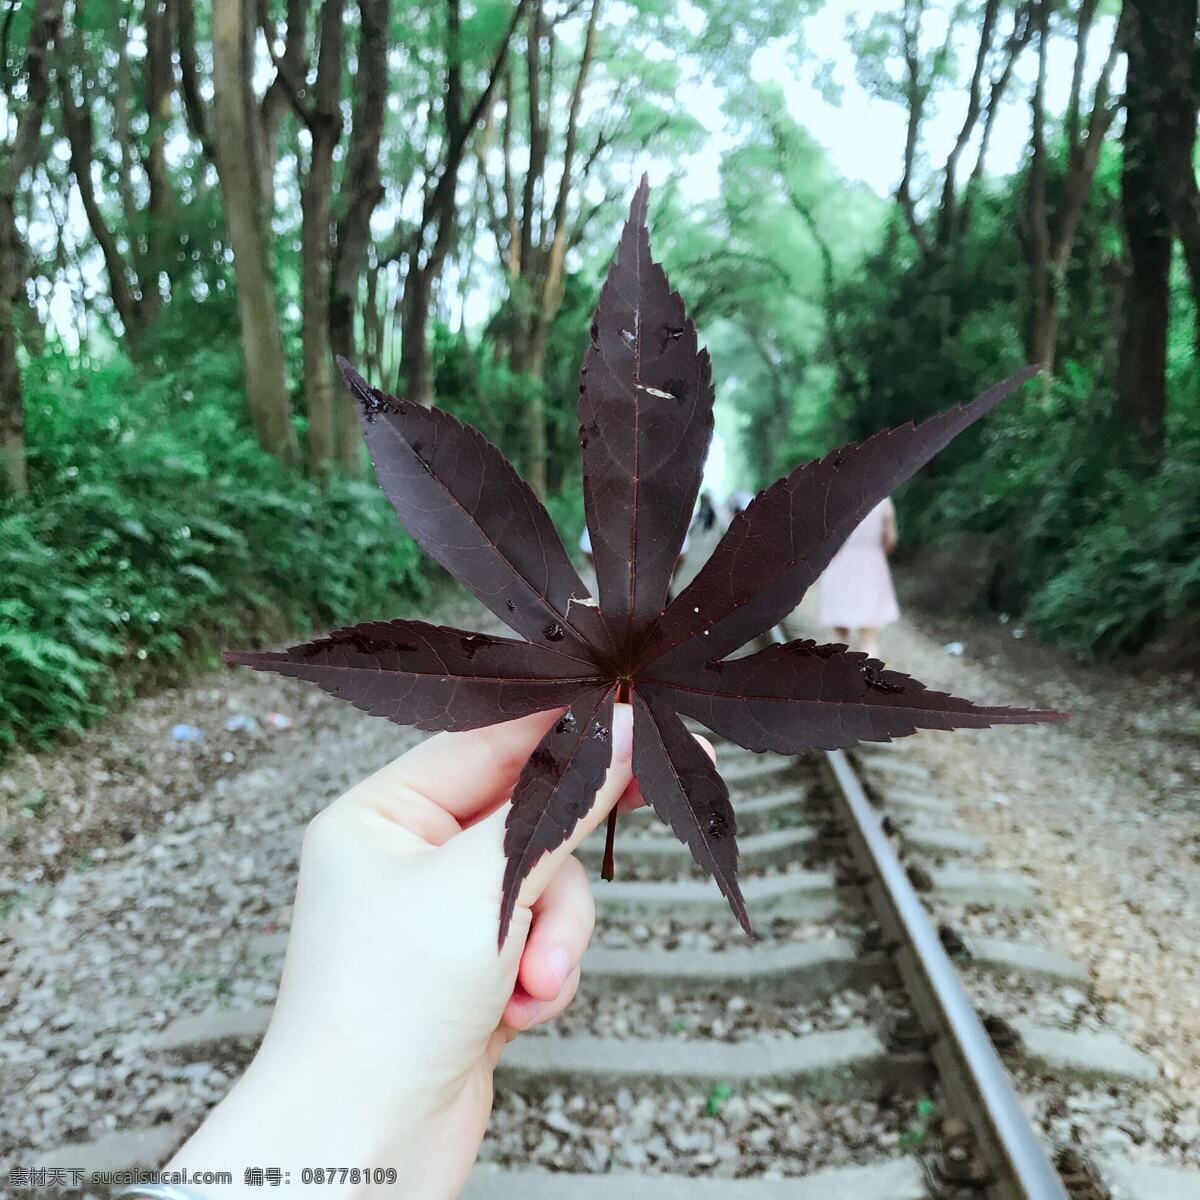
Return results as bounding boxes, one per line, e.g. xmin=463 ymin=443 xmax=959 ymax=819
xmin=817 ymin=151 xmax=1198 ymax=659
xmin=0 ymin=343 xmax=425 ymax=752
xmin=899 ymin=1097 xmax=938 ymax=1150
xmin=1027 ymin=430 xmax=1200 ymax=657
xmin=705 ymin=1082 xmax=733 ymax=1116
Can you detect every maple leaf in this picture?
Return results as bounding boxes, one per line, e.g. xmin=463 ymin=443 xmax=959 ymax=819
xmin=225 ymin=176 xmax=1065 ymax=947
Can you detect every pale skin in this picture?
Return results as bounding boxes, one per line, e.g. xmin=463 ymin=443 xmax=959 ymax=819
xmin=167 ymin=703 xmax=711 ymax=1199
xmin=833 ymin=501 xmax=898 ymax=660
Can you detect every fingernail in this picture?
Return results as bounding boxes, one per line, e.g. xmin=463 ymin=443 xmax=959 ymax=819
xmin=612 ymin=703 xmax=633 ymax=765
xmin=547 ymin=945 xmax=572 ymax=989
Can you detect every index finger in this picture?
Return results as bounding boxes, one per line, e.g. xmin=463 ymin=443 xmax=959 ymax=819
xmin=331 ymin=708 xmax=562 ymax=843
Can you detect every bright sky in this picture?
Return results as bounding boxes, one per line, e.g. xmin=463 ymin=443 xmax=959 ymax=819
xmin=675 ymin=1 xmax=1120 ymax=202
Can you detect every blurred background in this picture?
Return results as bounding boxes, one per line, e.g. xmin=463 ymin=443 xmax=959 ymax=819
xmin=0 ymin=0 xmax=1197 ymax=755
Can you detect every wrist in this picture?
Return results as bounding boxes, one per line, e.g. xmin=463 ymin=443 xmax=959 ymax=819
xmin=168 ymin=1038 xmax=444 ymax=1198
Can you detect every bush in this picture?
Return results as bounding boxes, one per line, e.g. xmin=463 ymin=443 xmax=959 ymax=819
xmin=0 ymin=346 xmax=426 ymax=751
xmin=1027 ymin=446 xmax=1200 ymax=657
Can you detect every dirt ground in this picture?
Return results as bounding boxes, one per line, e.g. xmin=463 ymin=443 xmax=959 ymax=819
xmin=791 ymin=586 xmax=1200 ymax=1105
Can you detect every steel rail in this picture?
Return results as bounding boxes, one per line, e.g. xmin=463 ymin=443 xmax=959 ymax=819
xmin=766 ymin=627 xmax=1068 ymax=1200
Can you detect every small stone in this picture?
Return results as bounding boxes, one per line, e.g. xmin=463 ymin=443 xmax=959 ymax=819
xmin=542 ymin=1109 xmax=575 ymax=1136
xmin=617 ymin=1142 xmax=649 ymax=1168
xmin=721 ymin=1096 xmax=750 ymax=1132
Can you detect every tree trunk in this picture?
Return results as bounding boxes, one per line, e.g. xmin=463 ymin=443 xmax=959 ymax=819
xmin=211 ymin=0 xmax=299 ymax=467
xmin=142 ymin=0 xmax=176 ymax=321
xmin=0 ymin=196 xmax=29 ymax=496
xmin=301 ymin=0 xmax=344 ymax=478
xmin=1029 ymin=291 xmax=1060 ymax=373
xmin=1026 ymin=0 xmax=1122 ymax=378
xmin=1116 ymin=0 xmax=1196 ymax=460
xmin=177 ymin=0 xmax=214 ymax=157
xmin=300 ymin=138 xmax=338 ymax=480
xmin=331 ymin=0 xmax=390 ymax=467
xmin=0 ymin=0 xmax=63 ymax=496
xmin=503 ymin=0 xmax=599 ymax=496
xmin=1159 ymin=3 xmax=1200 ymax=357
xmin=515 ymin=323 xmax=549 ymax=497
xmin=259 ymin=0 xmax=310 ymax=210
xmin=399 ymin=265 xmax=436 ymax=408
xmin=58 ymin=50 xmax=147 ymax=348
xmin=1173 ymin=181 xmax=1200 ymax=356
xmin=363 ymin=262 xmax=386 ymax=383
xmin=1025 ymin=0 xmax=1054 ymax=371
xmin=1116 ymin=228 xmax=1171 ymax=457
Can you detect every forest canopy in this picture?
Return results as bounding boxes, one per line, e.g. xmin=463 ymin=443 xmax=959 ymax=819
xmin=0 ymin=0 xmax=1197 ymax=750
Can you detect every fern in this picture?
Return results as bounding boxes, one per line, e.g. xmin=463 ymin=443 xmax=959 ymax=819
xmin=0 ymin=345 xmax=427 ymax=751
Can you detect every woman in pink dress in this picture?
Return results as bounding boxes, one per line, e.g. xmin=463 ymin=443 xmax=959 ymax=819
xmin=819 ymin=497 xmax=899 ymax=659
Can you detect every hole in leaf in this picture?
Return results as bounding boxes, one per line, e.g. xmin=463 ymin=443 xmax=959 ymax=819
xmin=459 ymin=633 xmax=496 ymax=659
xmin=859 ymin=662 xmax=906 ymax=694
xmin=358 ymin=390 xmax=397 ymax=422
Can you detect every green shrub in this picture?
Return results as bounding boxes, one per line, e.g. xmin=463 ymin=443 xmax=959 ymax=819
xmin=0 ymin=345 xmax=426 ymax=751
xmin=1027 ymin=448 xmax=1200 ymax=656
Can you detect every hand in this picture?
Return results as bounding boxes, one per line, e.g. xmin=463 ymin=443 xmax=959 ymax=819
xmin=168 ymin=704 xmax=642 ymax=1199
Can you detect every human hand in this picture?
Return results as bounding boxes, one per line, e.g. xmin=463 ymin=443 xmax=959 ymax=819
xmin=168 ymin=703 xmax=645 ymax=1199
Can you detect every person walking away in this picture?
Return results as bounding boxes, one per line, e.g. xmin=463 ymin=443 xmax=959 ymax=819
xmin=818 ymin=497 xmax=899 ymax=659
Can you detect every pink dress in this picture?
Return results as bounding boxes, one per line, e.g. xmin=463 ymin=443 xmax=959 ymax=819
xmin=818 ymin=499 xmax=900 ymax=629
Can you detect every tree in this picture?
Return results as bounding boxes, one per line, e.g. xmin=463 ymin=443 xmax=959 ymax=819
xmin=330 ymin=0 xmax=391 ymax=467
xmin=477 ymin=0 xmax=723 ymax=492
xmin=52 ymin=0 xmax=180 ymax=350
xmin=1116 ymin=0 xmax=1199 ymax=459
xmin=0 ymin=0 xmax=64 ymax=496
xmin=269 ymin=0 xmax=346 ymax=476
xmin=494 ymin=0 xmax=603 ymax=495
xmin=873 ymin=0 xmax=1036 ymax=262
xmin=56 ymin=13 xmax=153 ymax=351
xmin=210 ymin=0 xmax=299 ymax=466
xmin=1024 ymin=0 xmax=1123 ymax=375
xmin=391 ymin=0 xmax=528 ymax=410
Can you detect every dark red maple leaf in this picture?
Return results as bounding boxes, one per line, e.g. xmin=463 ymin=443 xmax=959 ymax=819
xmin=225 ymin=177 xmax=1064 ymax=947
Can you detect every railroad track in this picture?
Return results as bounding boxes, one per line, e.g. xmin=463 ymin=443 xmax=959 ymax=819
xmin=36 ymin=625 xmax=1200 ymax=1199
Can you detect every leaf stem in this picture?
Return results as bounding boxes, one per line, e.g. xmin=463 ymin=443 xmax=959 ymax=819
xmin=602 ymin=679 xmax=632 ymax=881
xmin=601 ymin=806 xmax=618 ymax=881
